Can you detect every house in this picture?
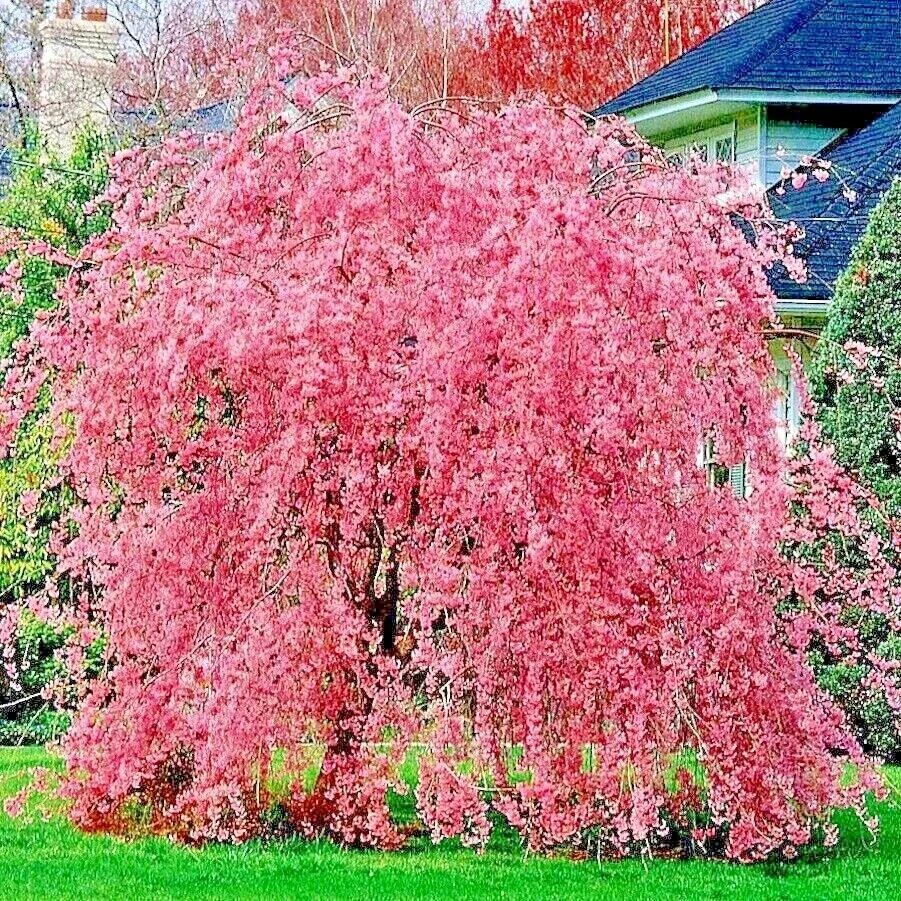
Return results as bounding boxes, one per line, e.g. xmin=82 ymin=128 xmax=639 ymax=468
xmin=593 ymin=0 xmax=901 ymax=315
xmin=592 ymin=0 xmax=901 ymax=469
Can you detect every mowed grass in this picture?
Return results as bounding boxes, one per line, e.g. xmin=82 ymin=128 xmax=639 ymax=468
xmin=0 ymin=747 xmax=899 ymax=901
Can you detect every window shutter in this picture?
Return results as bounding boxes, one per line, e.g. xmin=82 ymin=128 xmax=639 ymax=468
xmin=728 ymin=462 xmax=747 ymax=499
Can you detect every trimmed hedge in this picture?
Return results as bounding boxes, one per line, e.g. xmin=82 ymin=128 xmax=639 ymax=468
xmin=808 ymin=178 xmax=901 ymax=761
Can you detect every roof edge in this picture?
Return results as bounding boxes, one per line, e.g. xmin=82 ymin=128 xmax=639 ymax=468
xmin=718 ymin=88 xmax=901 ymax=106
xmin=592 ymin=85 xmax=901 ymax=124
xmin=590 ymin=88 xmax=720 ymax=124
xmin=774 ymin=296 xmax=831 ymax=315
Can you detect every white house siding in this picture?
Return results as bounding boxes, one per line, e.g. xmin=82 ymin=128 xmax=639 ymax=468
xmin=652 ymin=107 xmax=762 ymax=176
xmin=763 ymin=115 xmax=845 ymax=187
xmin=734 ymin=107 xmax=761 ymax=167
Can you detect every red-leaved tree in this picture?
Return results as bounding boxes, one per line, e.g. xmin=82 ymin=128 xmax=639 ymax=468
xmin=108 ymin=1 xmax=769 ymax=125
xmin=461 ymin=0 xmax=763 ymax=108
xmin=0 ymin=64 xmax=891 ymax=858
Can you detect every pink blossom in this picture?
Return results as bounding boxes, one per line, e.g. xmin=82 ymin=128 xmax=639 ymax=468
xmin=19 ymin=489 xmax=39 ymax=517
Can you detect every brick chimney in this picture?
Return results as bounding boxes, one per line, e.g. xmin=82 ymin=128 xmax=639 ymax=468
xmin=38 ymin=3 xmax=119 ymax=156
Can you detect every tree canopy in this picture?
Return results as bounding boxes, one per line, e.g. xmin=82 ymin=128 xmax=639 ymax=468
xmin=807 ymin=178 xmax=901 ymax=760
xmin=0 ymin=129 xmax=110 ymax=744
xmin=810 ymin=180 xmax=901 ymax=513
xmin=462 ymin=0 xmax=760 ymax=108
xmin=0 ymin=68 xmax=893 ymax=859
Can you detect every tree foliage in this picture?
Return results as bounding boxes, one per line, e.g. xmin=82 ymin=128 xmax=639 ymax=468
xmin=111 ymin=1 xmax=242 ymax=131
xmin=225 ymin=1 xmax=763 ymax=112
xmin=460 ymin=0 xmax=762 ymax=108
xmin=1 ymin=67 xmax=893 ymax=858
xmin=0 ymin=129 xmax=110 ymax=743
xmin=238 ymin=0 xmax=468 ymax=107
xmin=810 ymin=180 xmax=901 ymax=513
xmin=807 ymin=179 xmax=901 ymax=760
xmin=0 ymin=0 xmax=766 ymax=141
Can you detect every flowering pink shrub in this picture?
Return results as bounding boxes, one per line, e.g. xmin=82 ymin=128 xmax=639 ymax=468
xmin=779 ymin=399 xmax=901 ymax=740
xmin=0 ymin=67 xmax=891 ymax=859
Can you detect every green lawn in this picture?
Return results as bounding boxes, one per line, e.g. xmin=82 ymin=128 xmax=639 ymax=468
xmin=0 ymin=747 xmax=898 ymax=900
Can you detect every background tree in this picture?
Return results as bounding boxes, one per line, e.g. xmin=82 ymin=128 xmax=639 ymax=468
xmin=233 ymin=0 xmax=767 ymax=112
xmin=459 ymin=0 xmax=763 ymax=109
xmin=807 ymin=178 xmax=901 ymax=761
xmin=109 ymin=0 xmax=243 ymax=134
xmin=0 ymin=126 xmax=109 ymax=744
xmin=0 ymin=1 xmax=771 ymax=142
xmin=0 ymin=0 xmax=44 ymax=142
xmin=237 ymin=0 xmax=468 ymax=107
xmin=810 ymin=180 xmax=901 ymax=512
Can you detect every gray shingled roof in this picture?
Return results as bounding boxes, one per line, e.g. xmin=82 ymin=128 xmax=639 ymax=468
xmin=768 ymin=102 xmax=901 ymax=300
xmin=592 ymin=0 xmax=901 ymax=118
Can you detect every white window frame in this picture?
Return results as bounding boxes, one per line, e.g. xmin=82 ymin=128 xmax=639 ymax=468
xmin=774 ymin=365 xmax=802 ymax=451
xmin=665 ymin=121 xmax=738 ymax=166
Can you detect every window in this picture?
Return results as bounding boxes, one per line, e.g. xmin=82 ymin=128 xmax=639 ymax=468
xmin=666 ymin=122 xmax=737 ymax=167
xmin=700 ymin=363 xmax=800 ymax=501
xmin=715 ymin=135 xmax=736 ymax=162
xmin=698 ymin=357 xmax=800 ymax=501
xmin=701 ymin=438 xmax=747 ymax=499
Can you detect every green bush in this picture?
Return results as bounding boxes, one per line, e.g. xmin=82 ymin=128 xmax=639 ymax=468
xmin=0 ymin=610 xmax=70 ymax=746
xmin=808 ymin=178 xmax=901 ymax=761
xmin=0 ymin=128 xmax=110 ymax=744
xmin=809 ymin=179 xmax=901 ymax=510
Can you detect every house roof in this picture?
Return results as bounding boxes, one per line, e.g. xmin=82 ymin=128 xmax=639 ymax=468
xmin=593 ymin=0 xmax=901 ymax=118
xmin=114 ymin=97 xmax=237 ymax=136
xmin=767 ymin=102 xmax=901 ymax=300
xmin=182 ymin=99 xmax=237 ymax=134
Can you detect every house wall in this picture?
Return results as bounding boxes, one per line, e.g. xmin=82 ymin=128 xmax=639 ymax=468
xmin=735 ymin=107 xmax=760 ymax=167
xmin=634 ymin=106 xmax=826 ymax=452
xmin=762 ymin=112 xmax=845 ymax=187
xmin=648 ymin=106 xmax=761 ymax=172
xmin=637 ymin=103 xmax=888 ymax=190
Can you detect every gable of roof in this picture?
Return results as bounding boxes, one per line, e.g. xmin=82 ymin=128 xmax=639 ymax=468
xmin=767 ymin=101 xmax=901 ymax=300
xmin=593 ymin=0 xmax=901 ymax=118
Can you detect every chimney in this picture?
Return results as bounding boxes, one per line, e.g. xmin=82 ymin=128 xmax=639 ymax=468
xmin=38 ymin=4 xmax=119 ymax=157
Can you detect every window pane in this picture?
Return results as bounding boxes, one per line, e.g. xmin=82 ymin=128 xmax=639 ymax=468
xmin=689 ymin=143 xmax=708 ymax=162
xmin=715 ymin=136 xmax=735 ymax=162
